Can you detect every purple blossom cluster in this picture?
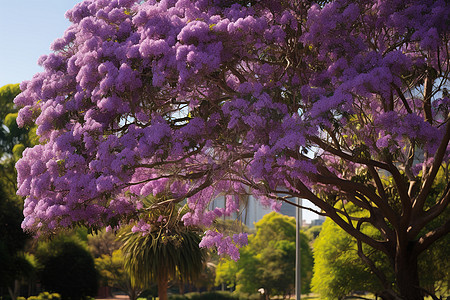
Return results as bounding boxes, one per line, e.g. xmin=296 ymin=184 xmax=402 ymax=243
xmin=14 ymin=0 xmax=449 ymax=259
xmin=199 ymin=230 xmax=247 ymax=260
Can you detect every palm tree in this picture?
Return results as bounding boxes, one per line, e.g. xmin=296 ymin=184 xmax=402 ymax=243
xmin=118 ymin=196 xmax=206 ymax=300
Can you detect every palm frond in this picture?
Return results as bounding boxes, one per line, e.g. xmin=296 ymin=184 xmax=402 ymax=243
xmin=118 ymin=195 xmax=206 ymax=287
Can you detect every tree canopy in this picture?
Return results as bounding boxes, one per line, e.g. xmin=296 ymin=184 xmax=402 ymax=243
xmin=1 ymin=84 xmax=35 ymax=159
xmin=14 ymin=0 xmax=449 ymax=299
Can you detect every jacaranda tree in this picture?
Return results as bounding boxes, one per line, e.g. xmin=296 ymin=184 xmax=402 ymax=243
xmin=14 ymin=0 xmax=449 ymax=299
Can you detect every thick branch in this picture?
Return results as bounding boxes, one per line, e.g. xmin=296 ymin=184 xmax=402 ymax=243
xmin=367 ymin=166 xmax=388 ymax=202
xmin=314 ymin=171 xmax=399 ymax=226
xmin=386 ymin=162 xmax=411 ymax=223
xmin=410 ymin=181 xmax=450 ymax=238
xmin=414 ymin=217 xmax=450 ymax=256
xmin=293 ymin=179 xmax=389 ymax=254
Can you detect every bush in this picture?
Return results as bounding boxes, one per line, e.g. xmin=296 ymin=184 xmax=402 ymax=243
xmin=27 ymin=292 xmax=61 ymax=300
xmin=39 ymin=242 xmax=98 ymax=300
xmin=170 ymin=291 xmax=241 ymax=300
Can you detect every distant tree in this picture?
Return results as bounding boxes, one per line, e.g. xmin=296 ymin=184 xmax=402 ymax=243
xmin=312 ymin=214 xmax=392 ymax=300
xmin=0 ymin=83 xmax=21 ymax=157
xmin=304 ymin=225 xmax=322 ymax=241
xmin=0 ymin=84 xmax=19 ymax=116
xmin=0 ymin=84 xmax=37 ymax=201
xmin=256 ymin=240 xmax=296 ymax=298
xmin=88 ymin=230 xmax=122 ymax=258
xmin=215 ymin=258 xmax=239 ymax=291
xmin=215 ymin=212 xmax=313 ymax=299
xmin=251 ymin=212 xmax=313 ymax=297
xmin=37 ymin=236 xmax=99 ymax=300
xmin=95 ymin=249 xmax=144 ymax=300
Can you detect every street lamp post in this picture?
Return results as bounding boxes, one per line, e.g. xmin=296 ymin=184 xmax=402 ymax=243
xmin=295 ymin=198 xmax=302 ymax=300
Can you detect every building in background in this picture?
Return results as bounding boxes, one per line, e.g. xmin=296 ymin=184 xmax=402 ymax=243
xmin=210 ymin=194 xmax=324 ymax=229
xmin=309 ymin=215 xmax=326 ymax=226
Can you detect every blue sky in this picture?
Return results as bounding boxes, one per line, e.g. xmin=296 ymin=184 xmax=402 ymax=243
xmin=0 ymin=1 xmax=81 ymax=87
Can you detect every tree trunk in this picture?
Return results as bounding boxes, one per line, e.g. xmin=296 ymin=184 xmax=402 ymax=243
xmin=157 ymin=268 xmax=169 ymax=300
xmin=394 ymin=248 xmax=423 ymax=300
xmin=129 ymin=288 xmax=136 ymax=300
xmin=8 ymin=280 xmax=20 ymax=300
xmin=178 ymin=279 xmax=185 ymax=295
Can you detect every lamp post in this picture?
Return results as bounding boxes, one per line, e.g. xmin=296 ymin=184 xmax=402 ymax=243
xmin=295 ymin=198 xmax=302 ymax=300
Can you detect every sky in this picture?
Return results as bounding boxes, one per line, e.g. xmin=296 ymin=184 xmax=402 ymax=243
xmin=0 ymin=0 xmax=321 ymax=222
xmin=0 ymin=0 xmax=82 ymax=87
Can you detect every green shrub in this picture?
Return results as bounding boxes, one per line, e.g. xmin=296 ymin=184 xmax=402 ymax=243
xmin=27 ymin=292 xmax=61 ymax=300
xmin=182 ymin=292 xmax=200 ymax=299
xmin=39 ymin=241 xmax=98 ymax=300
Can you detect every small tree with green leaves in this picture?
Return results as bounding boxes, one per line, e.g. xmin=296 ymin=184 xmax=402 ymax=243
xmin=215 ymin=212 xmax=313 ymax=299
xmin=36 ymin=235 xmax=99 ymax=300
xmin=312 ymin=213 xmax=392 ymax=300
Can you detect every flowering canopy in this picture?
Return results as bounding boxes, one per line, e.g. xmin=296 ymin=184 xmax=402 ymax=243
xmin=14 ymin=0 xmax=449 ymax=296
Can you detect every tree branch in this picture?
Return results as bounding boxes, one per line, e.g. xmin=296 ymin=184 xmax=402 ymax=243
xmin=310 ymin=135 xmax=391 ymax=170
xmin=386 ymin=162 xmax=411 ymax=224
xmin=356 ymin=218 xmax=391 ymax=290
xmin=414 ymin=217 xmax=450 ymax=256
xmin=422 ymin=71 xmax=434 ymax=124
xmin=314 ymin=170 xmax=399 ymax=227
xmin=391 ymin=83 xmax=413 ymax=114
xmin=410 ymin=181 xmax=450 ymax=238
xmin=413 ymin=117 xmax=450 ymax=213
xmin=367 ymin=165 xmax=388 ymax=202
xmin=292 ymin=179 xmax=390 ymax=254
